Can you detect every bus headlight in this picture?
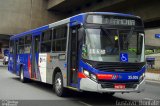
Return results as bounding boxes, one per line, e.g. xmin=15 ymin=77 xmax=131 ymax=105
xmin=142 ymin=73 xmax=145 ymax=77
xmin=139 ymin=73 xmax=145 ymax=82
xmin=90 ymin=74 xmax=97 ymax=82
xmin=83 ymin=69 xmax=97 ymax=82
xmin=83 ymin=70 xmax=89 ymax=77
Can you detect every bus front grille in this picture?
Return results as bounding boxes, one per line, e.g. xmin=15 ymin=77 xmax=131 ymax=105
xmin=83 ymin=59 xmax=145 ymax=72
xmin=95 ymin=63 xmax=145 ymax=72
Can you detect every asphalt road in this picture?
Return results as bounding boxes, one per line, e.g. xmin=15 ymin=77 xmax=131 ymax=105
xmin=0 ymin=67 xmax=160 ymax=106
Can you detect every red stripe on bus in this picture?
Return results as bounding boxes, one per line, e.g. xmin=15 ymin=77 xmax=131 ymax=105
xmin=78 ymin=72 xmax=87 ymax=78
xmin=97 ymin=74 xmax=113 ymax=80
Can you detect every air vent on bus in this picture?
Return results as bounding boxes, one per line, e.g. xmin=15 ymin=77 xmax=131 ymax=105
xmin=95 ymin=63 xmax=144 ymax=72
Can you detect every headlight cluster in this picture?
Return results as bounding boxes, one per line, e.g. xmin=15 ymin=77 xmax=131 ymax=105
xmin=139 ymin=73 xmax=145 ymax=82
xmin=83 ymin=69 xmax=97 ymax=82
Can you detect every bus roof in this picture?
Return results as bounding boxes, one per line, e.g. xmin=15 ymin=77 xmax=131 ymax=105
xmin=10 ymin=12 xmax=138 ymax=40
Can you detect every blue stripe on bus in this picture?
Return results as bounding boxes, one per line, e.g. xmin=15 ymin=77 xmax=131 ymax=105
xmin=10 ymin=25 xmax=49 ymax=40
xmin=70 ymin=14 xmax=85 ymax=27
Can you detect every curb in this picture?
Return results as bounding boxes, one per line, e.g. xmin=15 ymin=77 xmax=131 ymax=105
xmin=0 ymin=65 xmax=8 ymax=67
xmin=145 ymin=79 xmax=160 ymax=86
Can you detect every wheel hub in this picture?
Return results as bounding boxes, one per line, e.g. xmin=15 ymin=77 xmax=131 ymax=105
xmin=20 ymin=70 xmax=23 ymax=80
xmin=55 ymin=78 xmax=62 ymax=93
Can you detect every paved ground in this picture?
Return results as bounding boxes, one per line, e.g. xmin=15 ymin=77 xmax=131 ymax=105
xmin=0 ymin=60 xmax=3 ymax=66
xmin=0 ymin=67 xmax=160 ymax=106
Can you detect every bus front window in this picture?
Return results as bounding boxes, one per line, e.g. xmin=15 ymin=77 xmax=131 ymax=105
xmin=82 ymin=28 xmax=144 ymax=62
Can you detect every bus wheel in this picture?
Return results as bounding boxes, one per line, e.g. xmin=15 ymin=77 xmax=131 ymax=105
xmin=20 ymin=67 xmax=27 ymax=83
xmin=54 ymin=72 xmax=66 ymax=97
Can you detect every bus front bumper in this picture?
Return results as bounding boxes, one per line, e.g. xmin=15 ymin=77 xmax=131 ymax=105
xmin=80 ymin=78 xmax=145 ymax=93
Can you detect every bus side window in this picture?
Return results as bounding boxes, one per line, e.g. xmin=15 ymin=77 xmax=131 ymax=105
xmin=9 ymin=40 xmax=14 ymax=54
xmin=24 ymin=35 xmax=32 ymax=53
xmin=52 ymin=25 xmax=67 ymax=52
xmin=40 ymin=29 xmax=52 ymax=53
xmin=18 ymin=37 xmax=25 ymax=54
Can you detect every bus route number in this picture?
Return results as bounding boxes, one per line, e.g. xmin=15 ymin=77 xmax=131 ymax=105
xmin=128 ymin=75 xmax=138 ymax=80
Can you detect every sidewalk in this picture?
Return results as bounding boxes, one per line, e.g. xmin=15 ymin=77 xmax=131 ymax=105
xmin=0 ymin=59 xmax=3 ymax=66
xmin=145 ymin=72 xmax=160 ymax=81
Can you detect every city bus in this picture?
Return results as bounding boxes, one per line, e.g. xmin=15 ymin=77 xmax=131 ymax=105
xmin=8 ymin=12 xmax=146 ymax=97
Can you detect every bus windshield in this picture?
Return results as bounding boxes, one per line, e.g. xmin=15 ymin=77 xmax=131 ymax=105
xmin=82 ymin=28 xmax=144 ymax=62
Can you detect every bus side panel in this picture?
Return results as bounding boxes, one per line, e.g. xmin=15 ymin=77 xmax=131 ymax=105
xmin=8 ymin=54 xmax=14 ymax=73
xmin=38 ymin=53 xmax=47 ymax=83
xmin=23 ymin=54 xmax=31 ymax=79
xmin=35 ymin=53 xmax=41 ymax=81
xmin=15 ymin=54 xmax=31 ymax=78
xmin=15 ymin=54 xmax=19 ymax=76
xmin=43 ymin=53 xmax=67 ymax=86
xmin=16 ymin=54 xmax=23 ymax=76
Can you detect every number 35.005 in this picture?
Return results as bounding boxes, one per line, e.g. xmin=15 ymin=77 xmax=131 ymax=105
xmin=128 ymin=76 xmax=138 ymax=79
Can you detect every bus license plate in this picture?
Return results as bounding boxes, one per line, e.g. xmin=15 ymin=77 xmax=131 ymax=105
xmin=114 ymin=84 xmax=125 ymax=89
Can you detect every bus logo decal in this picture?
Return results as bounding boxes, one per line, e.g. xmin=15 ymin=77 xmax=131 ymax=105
xmin=112 ymin=75 xmax=118 ymax=80
xmin=120 ymin=53 xmax=128 ymax=62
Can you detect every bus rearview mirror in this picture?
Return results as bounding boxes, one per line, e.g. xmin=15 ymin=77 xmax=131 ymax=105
xmin=78 ymin=28 xmax=85 ymax=42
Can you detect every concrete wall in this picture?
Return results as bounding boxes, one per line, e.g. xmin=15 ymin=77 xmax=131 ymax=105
xmin=146 ymin=53 xmax=160 ymax=69
xmin=47 ymin=0 xmax=65 ymax=9
xmin=129 ymin=0 xmax=160 ymax=22
xmin=0 ymin=0 xmax=64 ymax=35
xmin=145 ymin=28 xmax=160 ymax=46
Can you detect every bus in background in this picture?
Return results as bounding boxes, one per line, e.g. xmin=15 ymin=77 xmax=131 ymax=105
xmin=8 ymin=12 xmax=146 ymax=97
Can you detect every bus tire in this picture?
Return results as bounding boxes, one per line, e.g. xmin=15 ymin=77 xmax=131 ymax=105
xmin=20 ymin=67 xmax=27 ymax=83
xmin=54 ymin=72 xmax=67 ymax=97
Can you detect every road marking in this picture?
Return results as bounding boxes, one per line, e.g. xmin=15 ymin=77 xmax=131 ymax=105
xmin=144 ymin=98 xmax=153 ymax=100
xmin=78 ymin=101 xmax=92 ymax=106
xmin=146 ymin=80 xmax=160 ymax=84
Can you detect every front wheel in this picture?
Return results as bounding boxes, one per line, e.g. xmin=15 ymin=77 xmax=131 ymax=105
xmin=20 ymin=67 xmax=27 ymax=83
xmin=54 ymin=72 xmax=67 ymax=97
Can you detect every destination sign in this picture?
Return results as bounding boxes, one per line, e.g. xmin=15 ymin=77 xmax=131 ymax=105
xmin=86 ymin=15 xmax=141 ymax=26
xmin=104 ymin=18 xmax=135 ymax=26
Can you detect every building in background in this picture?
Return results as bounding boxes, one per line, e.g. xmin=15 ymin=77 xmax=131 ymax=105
xmin=0 ymin=0 xmax=160 ymax=60
xmin=0 ymin=0 xmax=66 ymax=58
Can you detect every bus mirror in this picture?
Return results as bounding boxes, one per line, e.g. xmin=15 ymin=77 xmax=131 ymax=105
xmin=78 ymin=28 xmax=85 ymax=42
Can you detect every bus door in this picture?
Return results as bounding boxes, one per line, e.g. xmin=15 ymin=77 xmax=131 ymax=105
xmin=67 ymin=26 xmax=79 ymax=86
xmin=31 ymin=34 xmax=40 ymax=80
xmin=13 ymin=40 xmax=18 ymax=73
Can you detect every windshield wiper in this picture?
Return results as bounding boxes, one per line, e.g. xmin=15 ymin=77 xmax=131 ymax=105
xmin=124 ymin=27 xmax=134 ymax=43
xmin=100 ymin=26 xmax=114 ymax=44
